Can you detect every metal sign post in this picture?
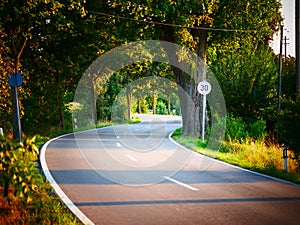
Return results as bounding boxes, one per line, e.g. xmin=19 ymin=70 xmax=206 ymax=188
xmin=8 ymin=72 xmax=23 ymax=142
xmin=197 ymin=80 xmax=212 ymax=143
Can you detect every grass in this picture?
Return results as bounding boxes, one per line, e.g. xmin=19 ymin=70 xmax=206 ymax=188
xmin=0 ymin=185 xmax=81 ymax=225
xmin=172 ymin=128 xmax=300 ymax=184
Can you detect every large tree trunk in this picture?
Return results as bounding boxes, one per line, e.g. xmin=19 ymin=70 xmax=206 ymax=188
xmin=137 ymin=98 xmax=141 ymax=114
xmin=192 ymin=25 xmax=209 ymax=138
xmin=160 ymin=25 xmax=208 ymax=137
xmin=90 ymin=74 xmax=97 ymax=125
xmin=126 ymin=85 xmax=132 ymax=120
xmin=57 ymin=75 xmax=65 ymax=129
xmin=167 ymin=94 xmax=171 ymax=115
xmin=152 ymin=94 xmax=157 ymax=115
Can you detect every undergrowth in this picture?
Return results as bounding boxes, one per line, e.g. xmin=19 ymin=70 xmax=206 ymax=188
xmin=172 ymin=128 xmax=300 ymax=184
xmin=0 ymin=136 xmax=82 ymax=224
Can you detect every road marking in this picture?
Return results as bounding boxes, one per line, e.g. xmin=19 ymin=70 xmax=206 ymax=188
xmin=40 ymin=135 xmax=95 ymax=225
xmin=163 ymin=176 xmax=199 ymax=191
xmin=116 ymin=136 xmax=120 ymax=139
xmin=126 ymin=154 xmax=137 ymax=162
xmin=116 ymin=142 xmax=121 ymax=147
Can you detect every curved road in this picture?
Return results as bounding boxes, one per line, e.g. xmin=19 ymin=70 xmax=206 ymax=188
xmin=41 ymin=115 xmax=300 ymax=225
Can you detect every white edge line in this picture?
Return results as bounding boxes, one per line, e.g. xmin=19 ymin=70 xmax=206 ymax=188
xmin=126 ymin=154 xmax=137 ymax=162
xmin=163 ymin=176 xmax=199 ymax=191
xmin=40 ymin=134 xmax=95 ymax=225
xmin=168 ymin=130 xmax=300 ymax=187
xmin=116 ymin=142 xmax=121 ymax=147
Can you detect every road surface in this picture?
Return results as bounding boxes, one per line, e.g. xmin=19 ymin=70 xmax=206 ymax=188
xmin=41 ymin=115 xmax=300 ymax=225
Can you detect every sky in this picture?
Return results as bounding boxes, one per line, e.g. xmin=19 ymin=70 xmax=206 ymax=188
xmin=270 ymin=0 xmax=295 ymax=57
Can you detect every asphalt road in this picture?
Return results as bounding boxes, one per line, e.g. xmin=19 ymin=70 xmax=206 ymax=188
xmin=41 ymin=115 xmax=300 ymax=225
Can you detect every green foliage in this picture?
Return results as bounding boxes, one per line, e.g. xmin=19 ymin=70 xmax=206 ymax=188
xmin=156 ymin=100 xmax=168 ymax=115
xmin=225 ymin=114 xmax=248 ymax=141
xmin=139 ymin=98 xmax=149 ymax=114
xmin=209 ymin=44 xmax=278 ymax=123
xmin=212 ymin=0 xmax=282 ymax=44
xmin=0 ymin=135 xmax=81 ymax=224
xmin=248 ymin=119 xmax=267 ymax=140
xmin=282 ymin=57 xmax=296 ymax=98
xmin=225 ymin=114 xmax=267 ymax=142
xmin=0 ymin=0 xmax=282 ymax=138
xmin=0 ymin=29 xmax=14 ymax=134
xmin=0 ymin=136 xmax=42 ymax=203
xmin=277 ymin=99 xmax=300 ymax=156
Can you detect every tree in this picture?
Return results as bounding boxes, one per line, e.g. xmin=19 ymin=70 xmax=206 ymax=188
xmin=0 ymin=0 xmax=103 ymax=134
xmin=0 ymin=29 xmax=14 ymax=134
xmin=296 ymin=0 xmax=300 ymax=98
xmin=209 ymin=42 xmax=278 ymax=124
xmin=108 ymin=0 xmax=282 ymax=137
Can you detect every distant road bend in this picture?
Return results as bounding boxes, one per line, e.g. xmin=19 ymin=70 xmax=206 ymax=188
xmin=41 ymin=115 xmax=300 ymax=225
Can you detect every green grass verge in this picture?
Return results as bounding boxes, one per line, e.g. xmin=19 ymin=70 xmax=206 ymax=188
xmin=172 ymin=128 xmax=300 ymax=185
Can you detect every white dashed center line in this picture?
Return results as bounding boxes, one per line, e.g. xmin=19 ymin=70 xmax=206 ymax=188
xmin=163 ymin=176 xmax=199 ymax=191
xmin=116 ymin=142 xmax=121 ymax=147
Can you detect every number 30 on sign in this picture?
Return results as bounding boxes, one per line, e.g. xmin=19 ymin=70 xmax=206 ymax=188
xmin=197 ymin=80 xmax=211 ymax=95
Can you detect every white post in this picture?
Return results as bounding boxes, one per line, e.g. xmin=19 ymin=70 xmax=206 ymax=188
xmin=202 ymin=94 xmax=206 ymax=143
xmin=197 ymin=80 xmax=211 ymax=144
xmin=74 ymin=118 xmax=78 ymax=129
xmin=283 ymin=146 xmax=288 ymax=171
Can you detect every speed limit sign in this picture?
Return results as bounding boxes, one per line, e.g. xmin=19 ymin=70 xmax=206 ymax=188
xmin=197 ymin=80 xmax=211 ymax=95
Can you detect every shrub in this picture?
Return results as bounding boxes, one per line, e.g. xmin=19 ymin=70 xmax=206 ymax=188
xmin=156 ymin=100 xmax=167 ymax=115
xmin=224 ymin=114 xmax=267 ymax=142
xmin=248 ymin=119 xmax=267 ymax=140
xmin=140 ymin=98 xmax=149 ymax=114
xmin=225 ymin=114 xmax=248 ymax=141
xmin=277 ymin=99 xmax=300 ymax=172
xmin=0 ymin=136 xmax=42 ymax=203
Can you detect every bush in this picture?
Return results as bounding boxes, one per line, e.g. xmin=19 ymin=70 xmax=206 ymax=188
xmin=248 ymin=119 xmax=267 ymax=140
xmin=0 ymin=136 xmax=42 ymax=203
xmin=156 ymin=100 xmax=167 ymax=115
xmin=225 ymin=114 xmax=248 ymax=141
xmin=0 ymin=136 xmax=81 ymax=224
xmin=277 ymin=99 xmax=300 ymax=172
xmin=225 ymin=114 xmax=267 ymax=142
xmin=140 ymin=98 xmax=149 ymax=114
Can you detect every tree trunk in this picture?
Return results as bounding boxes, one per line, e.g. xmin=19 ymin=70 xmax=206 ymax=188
xmin=57 ymin=75 xmax=65 ymax=129
xmin=58 ymin=99 xmax=65 ymax=129
xmin=167 ymin=94 xmax=171 ymax=115
xmin=152 ymin=94 xmax=157 ymax=114
xmin=192 ymin=25 xmax=209 ymax=138
xmin=160 ymin=25 xmax=208 ymax=137
xmin=137 ymin=98 xmax=141 ymax=114
xmin=90 ymin=74 xmax=97 ymax=125
xmin=126 ymin=85 xmax=132 ymax=120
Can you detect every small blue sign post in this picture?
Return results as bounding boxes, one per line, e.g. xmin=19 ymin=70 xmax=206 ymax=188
xmin=8 ymin=72 xmax=23 ymax=142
